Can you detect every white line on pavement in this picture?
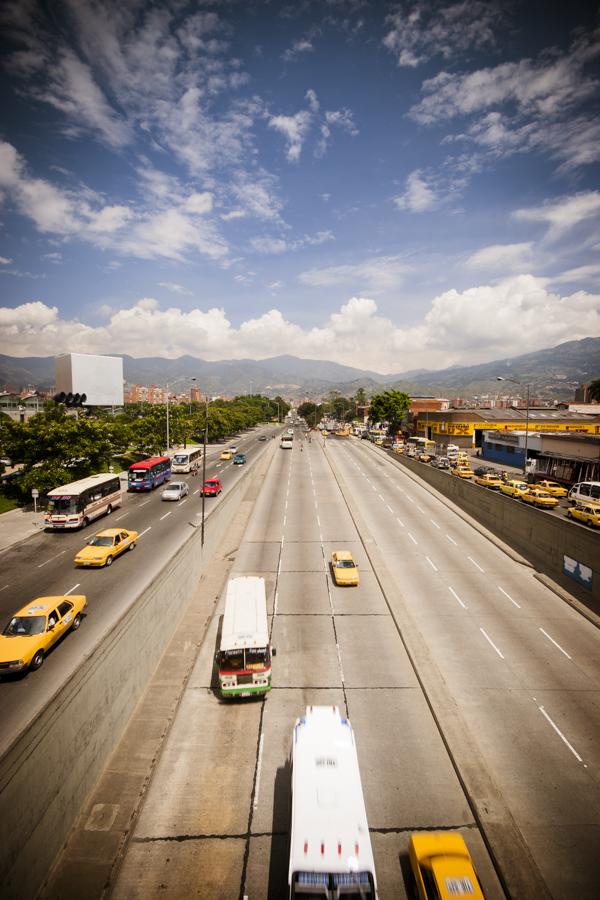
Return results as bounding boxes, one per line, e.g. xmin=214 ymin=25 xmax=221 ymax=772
xmin=446 ymin=534 xmax=457 ymax=545
xmin=430 ymin=519 xmax=441 ymax=528
xmin=180 ymin=499 xmax=187 ymax=505
xmin=417 ymin=505 xmax=426 ymax=514
xmin=316 ymin=516 xmax=321 ymax=527
xmin=253 ymin=733 xmax=265 ymax=810
xmin=386 ymin=504 xmax=394 ymax=513
xmin=159 ymin=511 xmax=172 ymax=521
xmin=38 ymin=550 xmax=66 ymax=568
xmin=537 ymin=704 xmax=584 ymax=764
xmin=539 ymin=627 xmax=572 ymax=659
xmin=426 ymin=556 xmax=438 ymax=572
xmin=283 ymin=515 xmax=287 ymax=527
xmin=396 ymin=517 xmax=405 ymax=528
xmin=193 ymin=489 xmax=200 ymax=495
xmin=138 ymin=527 xmax=152 ymax=538
xmin=468 ymin=556 xmax=485 ymax=573
xmin=378 ymin=493 xmax=385 ymax=501
xmin=408 ymin=532 xmax=417 ymax=545
xmin=115 ymin=513 xmax=128 ymax=521
xmin=0 ymin=584 xmax=9 ymax=592
xmin=64 ymin=583 xmax=80 ymax=596
xmin=140 ymin=499 xmax=152 ymax=506
xmin=480 ymin=628 xmax=505 ymax=659
xmin=498 ymin=585 xmax=521 ymax=608
xmin=449 ymin=586 xmax=467 ymax=609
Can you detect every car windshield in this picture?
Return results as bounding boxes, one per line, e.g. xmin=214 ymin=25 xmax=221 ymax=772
xmin=167 ymin=483 xmax=184 ymax=491
xmin=205 ymin=481 xmax=218 ymax=488
xmin=3 ymin=615 xmax=46 ymax=636
xmin=336 ymin=559 xmax=355 ymax=568
xmin=88 ymin=535 xmax=113 ymax=547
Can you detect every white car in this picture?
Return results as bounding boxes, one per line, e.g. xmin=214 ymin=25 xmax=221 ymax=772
xmin=161 ymin=481 xmax=189 ymax=501
xmin=229 ymin=445 xmax=238 ymax=454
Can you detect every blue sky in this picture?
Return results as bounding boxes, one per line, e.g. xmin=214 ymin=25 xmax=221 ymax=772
xmin=1 ymin=0 xmax=599 ymax=373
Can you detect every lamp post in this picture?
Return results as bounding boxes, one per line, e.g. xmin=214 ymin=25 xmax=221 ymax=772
xmin=497 ymin=376 xmax=530 ymax=476
xmin=201 ymin=396 xmax=209 ymax=547
xmin=190 ymin=378 xmax=196 ymax=415
xmin=165 ymin=384 xmax=170 ymax=452
xmin=276 ymin=401 xmax=280 ymax=424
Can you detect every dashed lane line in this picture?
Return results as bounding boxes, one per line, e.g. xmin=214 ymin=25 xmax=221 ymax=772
xmin=480 ymin=627 xmax=505 ymax=659
xmin=539 ymin=628 xmax=572 ymax=660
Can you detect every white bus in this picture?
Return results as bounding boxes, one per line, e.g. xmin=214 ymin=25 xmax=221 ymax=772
xmin=45 ymin=473 xmax=122 ymax=530
xmin=217 ymin=576 xmax=273 ymax=698
xmin=288 ymin=706 xmax=378 ymax=899
xmin=170 ymin=445 xmax=203 ymax=473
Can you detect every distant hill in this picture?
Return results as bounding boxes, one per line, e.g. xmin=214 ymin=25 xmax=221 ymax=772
xmin=0 ymin=337 xmax=598 ymax=399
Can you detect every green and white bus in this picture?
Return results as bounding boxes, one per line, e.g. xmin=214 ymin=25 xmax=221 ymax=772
xmin=218 ymin=576 xmax=273 ymax=698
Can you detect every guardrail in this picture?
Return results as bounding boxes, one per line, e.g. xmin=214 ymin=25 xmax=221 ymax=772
xmin=0 ymin=438 xmax=277 ymax=900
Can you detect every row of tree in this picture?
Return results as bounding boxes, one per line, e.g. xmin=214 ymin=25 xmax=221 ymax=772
xmin=297 ymin=389 xmax=411 ymax=435
xmin=0 ymin=395 xmax=289 ymax=500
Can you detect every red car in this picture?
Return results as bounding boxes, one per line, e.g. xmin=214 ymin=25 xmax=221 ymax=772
xmin=201 ymin=478 xmax=222 ymax=496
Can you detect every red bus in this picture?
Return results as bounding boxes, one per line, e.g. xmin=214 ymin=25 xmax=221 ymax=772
xmin=128 ymin=456 xmax=171 ymax=491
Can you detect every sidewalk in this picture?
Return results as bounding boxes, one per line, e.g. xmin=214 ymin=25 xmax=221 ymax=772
xmin=0 ymin=507 xmax=45 ymax=553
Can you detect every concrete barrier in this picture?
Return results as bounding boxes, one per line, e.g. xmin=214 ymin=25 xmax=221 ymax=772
xmin=0 ymin=439 xmax=277 ymax=900
xmin=378 ymin=449 xmax=600 ymax=611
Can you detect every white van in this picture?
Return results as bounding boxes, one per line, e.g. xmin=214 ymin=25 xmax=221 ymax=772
xmin=568 ymin=481 xmax=600 ymax=507
xmin=281 ymin=439 xmax=293 ymax=449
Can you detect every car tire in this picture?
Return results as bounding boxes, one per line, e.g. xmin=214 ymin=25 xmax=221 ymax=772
xmin=82 ymin=517 xmax=89 ymax=528
xmin=106 ymin=504 xmax=112 ymax=516
xmin=129 ymin=542 xmax=135 ymax=551
xmin=105 ymin=555 xmax=114 ymax=567
xmin=71 ymin=613 xmax=82 ymax=631
xmin=30 ymin=650 xmax=44 ymax=671
xmin=587 ymin=519 xmax=593 ymax=527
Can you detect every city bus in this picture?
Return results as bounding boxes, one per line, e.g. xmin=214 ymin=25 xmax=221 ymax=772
xmin=171 ymin=445 xmax=203 ymax=474
xmin=45 ymin=473 xmax=122 ymax=529
xmin=288 ymin=706 xmax=378 ymax=899
xmin=217 ymin=576 xmax=273 ymax=698
xmin=128 ymin=456 xmax=171 ymax=491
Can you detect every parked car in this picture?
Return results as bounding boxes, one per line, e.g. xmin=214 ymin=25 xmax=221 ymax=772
xmin=535 ymin=479 xmax=568 ymax=498
xmin=500 ymin=479 xmax=529 ymax=499
xmin=74 ymin=528 xmax=138 ymax=567
xmin=161 ymin=481 xmax=189 ymax=501
xmin=474 ymin=472 xmax=503 ymax=489
xmin=201 ymin=478 xmax=222 ymax=496
xmin=331 ymin=550 xmax=360 ymax=586
xmin=521 ymin=487 xmax=559 ymax=509
xmin=233 ymin=453 xmax=246 ymax=465
xmin=0 ymin=595 xmax=87 ymax=675
xmin=431 ymin=456 xmax=450 ymax=469
xmin=451 ymin=466 xmax=474 ymax=479
xmin=474 ymin=465 xmax=494 ymax=477
xmin=566 ymin=504 xmax=600 ymax=528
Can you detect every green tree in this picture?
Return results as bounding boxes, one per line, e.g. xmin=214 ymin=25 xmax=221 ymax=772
xmin=588 ymin=378 xmax=600 ymax=402
xmin=369 ymin=390 xmax=411 ymax=436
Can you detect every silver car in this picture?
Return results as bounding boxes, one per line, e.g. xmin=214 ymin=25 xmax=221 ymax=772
xmin=161 ymin=481 xmax=189 ymax=501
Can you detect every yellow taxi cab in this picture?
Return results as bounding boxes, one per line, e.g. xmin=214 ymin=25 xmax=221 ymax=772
xmin=500 ymin=479 xmax=529 ymax=498
xmin=74 ymin=528 xmax=138 ymax=567
xmin=220 ymin=450 xmax=233 ymax=460
xmin=451 ymin=466 xmax=474 ymax=479
xmin=567 ymin=504 xmax=600 ymax=528
xmin=331 ymin=550 xmax=360 ymax=586
xmin=521 ymin=488 xmax=559 ymax=509
xmin=0 ymin=595 xmax=87 ymax=675
xmin=409 ymin=831 xmax=485 ymax=900
xmin=418 ymin=452 xmax=435 ymax=462
xmin=536 ymin=479 xmax=568 ymax=498
xmin=473 ymin=472 xmax=503 ymax=489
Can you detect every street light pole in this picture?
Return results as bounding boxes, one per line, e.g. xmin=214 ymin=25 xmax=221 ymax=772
xmin=201 ymin=396 xmax=209 ymax=547
xmin=190 ymin=377 xmax=196 ymax=415
xmin=497 ymin=376 xmax=530 ymax=476
xmin=166 ymin=384 xmax=170 ymax=452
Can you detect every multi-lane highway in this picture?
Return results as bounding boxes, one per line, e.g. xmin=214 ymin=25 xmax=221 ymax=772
xmin=0 ymin=427 xmax=275 ymax=754
xmin=6 ymin=428 xmax=600 ymax=898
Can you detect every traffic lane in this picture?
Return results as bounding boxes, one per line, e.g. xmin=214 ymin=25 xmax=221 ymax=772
xmin=331 ymin=440 xmax=600 ymax=898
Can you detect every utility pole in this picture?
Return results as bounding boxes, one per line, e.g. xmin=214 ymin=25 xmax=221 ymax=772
xmin=201 ymin=396 xmax=209 ymax=547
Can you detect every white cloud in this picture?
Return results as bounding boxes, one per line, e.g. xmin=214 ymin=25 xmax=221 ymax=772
xmin=2 ymin=275 xmax=599 ymax=370
xmin=549 ymin=264 xmax=600 ymax=285
xmin=249 ymin=230 xmax=334 ymax=256
xmin=465 ymin=242 xmax=534 ymax=271
xmin=0 ymin=256 xmax=12 ymax=265
xmin=158 ymin=282 xmax=193 ymax=295
xmin=394 ymin=170 xmax=438 ymax=212
xmin=268 ymin=111 xmax=312 ymax=163
xmin=300 ymin=255 xmax=411 ymax=292
xmin=513 ymin=191 xmax=600 ymax=241
xmin=283 ymin=40 xmax=314 ymax=63
xmin=249 ymin=236 xmax=288 ymax=255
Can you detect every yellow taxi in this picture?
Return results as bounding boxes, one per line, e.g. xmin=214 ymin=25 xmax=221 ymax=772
xmin=521 ymin=488 xmax=559 ymax=509
xmin=451 ymin=466 xmax=474 ymax=479
xmin=567 ymin=504 xmax=600 ymax=528
xmin=0 ymin=595 xmax=87 ymax=675
xmin=536 ymin=479 xmax=568 ymax=498
xmin=473 ymin=472 xmax=503 ymax=489
xmin=331 ymin=550 xmax=360 ymax=586
xmin=409 ymin=831 xmax=485 ymax=900
xmin=500 ymin=479 xmax=529 ymax=499
xmin=220 ymin=449 xmax=233 ymax=460
xmin=74 ymin=528 xmax=138 ymax=567
xmin=418 ymin=452 xmax=435 ymax=462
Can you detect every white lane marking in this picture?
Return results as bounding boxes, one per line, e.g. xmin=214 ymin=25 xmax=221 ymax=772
xmin=468 ymin=556 xmax=485 ymax=573
xmin=430 ymin=519 xmax=440 ymax=529
xmin=417 ymin=505 xmax=426 ymax=514
xmin=498 ymin=586 xmax=521 ymax=609
xmin=539 ymin=628 xmax=572 ymax=660
xmin=378 ymin=493 xmax=385 ymax=501
xmin=537 ymin=704 xmax=584 ymax=764
xmin=38 ymin=550 xmax=66 ymax=569
xmin=283 ymin=515 xmax=287 ymax=527
xmin=65 ymin=583 xmax=80 ymax=596
xmin=426 ymin=556 xmax=438 ymax=572
xmin=160 ymin=511 xmax=172 ymax=521
xmin=386 ymin=504 xmax=394 ymax=513
xmin=0 ymin=584 xmax=9 ymax=592
xmin=140 ymin=499 xmax=152 ymax=506
xmin=408 ymin=532 xmax=417 ymax=545
xmin=446 ymin=534 xmax=457 ymax=545
xmin=316 ymin=516 xmax=321 ymax=527
xmin=180 ymin=498 xmax=188 ymax=505
xmin=396 ymin=517 xmax=405 ymax=528
xmin=138 ymin=527 xmax=152 ymax=538
xmin=193 ymin=489 xmax=200 ymax=495
xmin=253 ymin=732 xmax=265 ymax=810
xmin=449 ymin=586 xmax=467 ymax=609
xmin=115 ymin=513 xmax=128 ymax=521
xmin=480 ymin=628 xmax=505 ymax=659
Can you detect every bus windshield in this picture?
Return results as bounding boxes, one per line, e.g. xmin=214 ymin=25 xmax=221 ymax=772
xmin=47 ymin=496 xmax=79 ymax=513
xmin=172 ymin=454 xmax=188 ymax=465
xmin=129 ymin=469 xmax=147 ymax=481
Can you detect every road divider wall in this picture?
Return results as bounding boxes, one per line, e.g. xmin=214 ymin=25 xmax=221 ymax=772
xmin=381 ymin=449 xmax=599 ymax=609
xmin=0 ymin=438 xmax=277 ymax=900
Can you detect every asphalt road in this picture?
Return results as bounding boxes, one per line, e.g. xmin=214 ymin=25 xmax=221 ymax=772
xmin=0 ymin=427 xmax=277 ymax=755
xmin=109 ymin=433 xmax=513 ymax=900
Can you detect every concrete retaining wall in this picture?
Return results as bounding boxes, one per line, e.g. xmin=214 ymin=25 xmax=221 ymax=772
xmin=382 ymin=450 xmax=600 ymax=610
xmin=0 ymin=440 xmax=276 ymax=900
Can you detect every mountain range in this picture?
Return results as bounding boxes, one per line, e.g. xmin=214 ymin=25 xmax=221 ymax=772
xmin=0 ymin=337 xmax=597 ymax=400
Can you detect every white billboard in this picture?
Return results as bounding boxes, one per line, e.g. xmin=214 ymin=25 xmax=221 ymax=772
xmin=54 ymin=353 xmax=124 ymax=406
